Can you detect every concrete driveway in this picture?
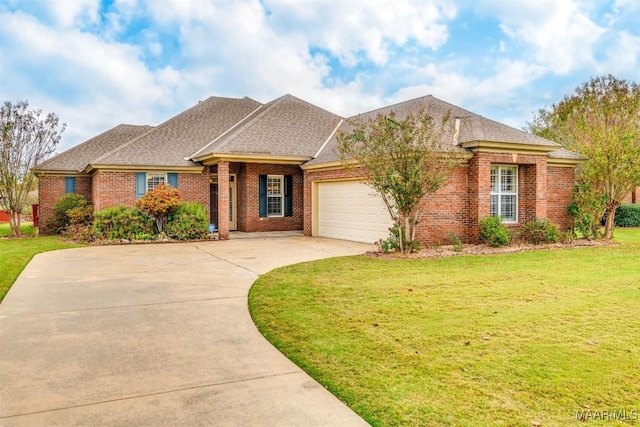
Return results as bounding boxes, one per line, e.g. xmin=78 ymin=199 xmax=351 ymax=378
xmin=0 ymin=235 xmax=371 ymax=426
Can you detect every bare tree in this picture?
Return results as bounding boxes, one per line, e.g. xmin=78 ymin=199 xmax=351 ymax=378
xmin=1 ymin=101 xmax=65 ymax=236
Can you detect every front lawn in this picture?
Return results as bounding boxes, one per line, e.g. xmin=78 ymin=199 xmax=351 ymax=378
xmin=0 ymin=222 xmax=37 ymax=237
xmin=0 ymin=234 xmax=82 ymax=302
xmin=249 ymin=229 xmax=640 ymax=426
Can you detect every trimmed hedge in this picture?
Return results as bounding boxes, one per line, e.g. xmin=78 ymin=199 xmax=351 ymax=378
xmin=615 ymin=204 xmax=640 ymax=227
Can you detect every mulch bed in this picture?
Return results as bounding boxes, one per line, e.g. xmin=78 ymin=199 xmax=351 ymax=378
xmin=366 ymin=238 xmax=613 ymax=259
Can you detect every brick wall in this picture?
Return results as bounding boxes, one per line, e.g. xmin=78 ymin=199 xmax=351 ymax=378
xmin=547 ymin=166 xmax=576 ymax=230
xmin=240 ymin=163 xmax=304 ymax=232
xmin=91 ymin=170 xmax=209 ymax=212
xmin=414 ymin=165 xmax=470 ymax=243
xmin=179 ymin=169 xmax=210 ymax=210
xmin=304 ymin=152 xmax=574 ymax=245
xmin=92 ymin=171 xmax=136 ymax=211
xmin=38 ymin=175 xmax=92 ymax=234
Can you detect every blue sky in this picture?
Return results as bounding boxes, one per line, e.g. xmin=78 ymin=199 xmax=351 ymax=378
xmin=1 ymin=0 xmax=638 ymax=152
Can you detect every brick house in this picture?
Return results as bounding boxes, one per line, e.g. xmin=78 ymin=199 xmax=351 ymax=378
xmin=34 ymin=94 xmax=584 ymax=244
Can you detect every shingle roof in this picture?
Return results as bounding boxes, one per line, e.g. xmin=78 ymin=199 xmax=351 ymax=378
xmin=35 ymin=124 xmax=154 ymax=172
xmin=93 ymin=96 xmax=262 ymax=167
xmin=548 ymin=148 xmax=586 ymax=160
xmin=192 ymin=94 xmax=342 ymax=159
xmin=308 ymin=95 xmax=563 ymax=166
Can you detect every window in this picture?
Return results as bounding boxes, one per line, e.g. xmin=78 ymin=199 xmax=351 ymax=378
xmin=65 ymin=177 xmax=76 ymax=194
xmin=490 ymin=165 xmax=518 ymax=222
xmin=259 ymin=174 xmax=293 ymax=218
xmin=147 ymin=173 xmax=166 ymax=191
xmin=267 ymin=175 xmax=284 ymax=217
xmin=135 ymin=172 xmax=178 ymax=199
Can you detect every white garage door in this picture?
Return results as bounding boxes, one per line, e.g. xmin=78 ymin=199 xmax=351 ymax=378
xmin=317 ymin=180 xmax=393 ymax=243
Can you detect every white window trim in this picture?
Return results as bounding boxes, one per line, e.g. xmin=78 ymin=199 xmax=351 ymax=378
xmin=267 ymin=174 xmax=284 ymax=217
xmin=147 ymin=173 xmax=167 ymax=192
xmin=490 ymin=165 xmax=518 ymax=223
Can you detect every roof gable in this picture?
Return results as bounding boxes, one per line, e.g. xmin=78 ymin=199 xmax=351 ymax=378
xmin=192 ymin=94 xmax=342 ymax=160
xmin=93 ymin=96 xmax=263 ymax=168
xmin=308 ymin=95 xmax=563 ymax=166
xmin=35 ymin=124 xmax=154 ymax=173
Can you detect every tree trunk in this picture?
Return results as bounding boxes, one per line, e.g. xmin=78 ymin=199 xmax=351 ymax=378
xmin=9 ymin=211 xmax=21 ymax=236
xmin=403 ymin=216 xmax=411 ymax=254
xmin=603 ymin=205 xmax=617 ymax=239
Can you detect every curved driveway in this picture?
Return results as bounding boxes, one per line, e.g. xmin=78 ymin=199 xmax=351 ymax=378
xmin=0 ymin=236 xmax=371 ymax=426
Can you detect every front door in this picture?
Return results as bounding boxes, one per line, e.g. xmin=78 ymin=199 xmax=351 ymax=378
xmin=209 ymin=183 xmax=218 ymax=227
xmin=210 ymin=174 xmax=237 ymax=231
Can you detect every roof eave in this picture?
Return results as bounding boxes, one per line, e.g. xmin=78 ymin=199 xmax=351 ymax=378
xmin=195 ymin=153 xmax=312 ymax=166
xmin=84 ymin=164 xmax=205 ymax=174
xmin=547 ymin=157 xmax=586 ymax=167
xmin=33 ymin=168 xmax=90 ymax=177
xmin=302 ymin=151 xmax=473 ymax=171
xmin=462 ymin=140 xmax=559 ymax=154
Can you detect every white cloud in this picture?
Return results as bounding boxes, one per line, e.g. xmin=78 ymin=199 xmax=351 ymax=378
xmin=481 ymin=0 xmax=605 ymax=74
xmin=264 ymin=0 xmax=458 ymax=66
xmin=391 ymin=59 xmax=546 ymax=111
xmin=0 ymin=10 xmax=179 ymax=150
xmin=20 ymin=0 xmax=102 ymax=28
xmin=600 ymin=31 xmax=640 ymax=76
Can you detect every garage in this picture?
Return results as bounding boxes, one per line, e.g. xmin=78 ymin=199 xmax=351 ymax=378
xmin=316 ymin=180 xmax=393 ymax=243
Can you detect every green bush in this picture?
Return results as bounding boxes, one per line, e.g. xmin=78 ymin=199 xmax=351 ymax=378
xmin=567 ymin=182 xmax=605 ymax=239
xmin=446 ymin=231 xmax=464 ymax=252
xmin=614 ymin=204 xmax=640 ymax=227
xmin=94 ymin=206 xmax=155 ymax=241
xmin=377 ymin=223 xmax=421 ymax=254
xmin=479 ymin=216 xmax=511 ymax=247
xmin=165 ymin=202 xmax=209 ymax=241
xmin=47 ymin=193 xmax=91 ymax=233
xmin=67 ymin=205 xmax=93 ymax=226
xmin=519 ymin=219 xmax=560 ymax=244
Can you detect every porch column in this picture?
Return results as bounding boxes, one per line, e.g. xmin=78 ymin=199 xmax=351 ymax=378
xmin=218 ymin=161 xmax=230 ymax=240
xmin=534 ymin=156 xmax=548 ymax=219
xmin=467 ymin=152 xmax=491 ymax=242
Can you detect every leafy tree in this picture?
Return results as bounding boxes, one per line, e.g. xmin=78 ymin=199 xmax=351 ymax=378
xmin=527 ymin=75 xmax=640 ymax=239
xmin=1 ymin=100 xmax=65 ymax=236
xmin=336 ymin=109 xmax=457 ymax=253
xmin=135 ymin=183 xmax=181 ymax=233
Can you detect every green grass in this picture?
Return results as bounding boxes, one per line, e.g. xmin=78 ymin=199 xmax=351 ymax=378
xmin=0 ymin=222 xmax=37 ymax=237
xmin=0 ymin=233 xmax=82 ymax=302
xmin=250 ymin=228 xmax=640 ymax=426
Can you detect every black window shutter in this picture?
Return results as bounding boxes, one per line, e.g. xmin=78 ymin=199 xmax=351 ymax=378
xmin=284 ymin=175 xmax=293 ymax=217
xmin=259 ymin=175 xmax=267 ymax=217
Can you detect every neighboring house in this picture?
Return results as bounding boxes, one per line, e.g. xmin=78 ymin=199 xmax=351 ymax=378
xmin=34 ymin=94 xmax=584 ymax=244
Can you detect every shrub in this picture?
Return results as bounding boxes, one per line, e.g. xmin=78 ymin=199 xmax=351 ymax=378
xmin=446 ymin=231 xmax=464 ymax=252
xmin=165 ymin=202 xmax=209 ymax=240
xmin=479 ymin=216 xmax=511 ymax=247
xmin=67 ymin=205 xmax=93 ymax=226
xmin=519 ymin=219 xmax=560 ymax=244
xmin=135 ymin=184 xmax=181 ymax=233
xmin=378 ymin=223 xmax=421 ymax=254
xmin=47 ymin=193 xmax=91 ymax=233
xmin=66 ymin=223 xmax=96 ymax=242
xmin=614 ymin=204 xmax=640 ymax=227
xmin=94 ymin=205 xmax=155 ymax=241
xmin=567 ymin=182 xmax=605 ymax=239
